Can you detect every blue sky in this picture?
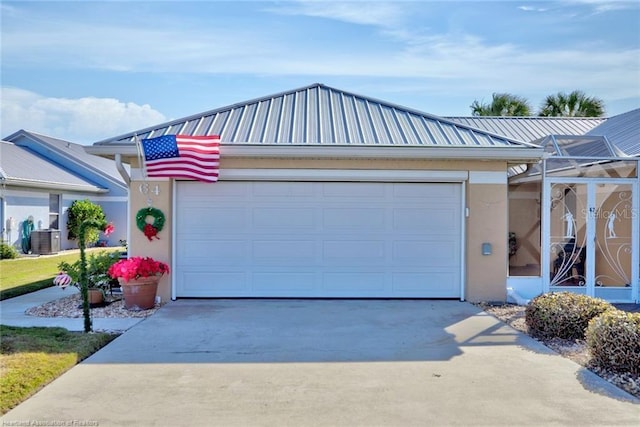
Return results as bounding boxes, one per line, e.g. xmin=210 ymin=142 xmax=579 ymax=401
xmin=1 ymin=0 xmax=639 ymax=144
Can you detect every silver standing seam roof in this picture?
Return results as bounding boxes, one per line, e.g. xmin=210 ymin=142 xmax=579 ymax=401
xmin=94 ymin=83 xmax=531 ymax=147
xmin=0 ymin=141 xmax=105 ymax=192
xmin=446 ymin=116 xmax=605 ymax=143
xmin=586 ymin=108 xmax=640 ymax=156
xmin=2 ymin=130 xmax=128 ymax=191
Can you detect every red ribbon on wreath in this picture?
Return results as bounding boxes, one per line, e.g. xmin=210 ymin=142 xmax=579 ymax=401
xmin=143 ymin=223 xmax=160 ymax=241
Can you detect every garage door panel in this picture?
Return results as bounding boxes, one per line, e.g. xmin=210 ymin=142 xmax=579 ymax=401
xmin=323 ymin=207 xmax=386 ymax=229
xmin=322 ymin=272 xmax=386 ymax=293
xmin=185 ymin=207 xmax=248 ymax=230
xmin=252 ymin=272 xmax=317 ymax=293
xmin=322 ymin=183 xmax=383 ymax=198
xmin=393 ymin=208 xmax=458 ymax=232
xmin=182 ymin=181 xmax=249 ymax=198
xmin=180 ymin=239 xmax=249 ymax=265
xmin=176 ymin=181 xmax=462 ymax=298
xmin=181 ymin=271 xmax=249 ymax=296
xmin=393 ymin=183 xmax=460 ymax=199
xmin=253 ymin=208 xmax=316 ymax=229
xmin=323 ymin=240 xmax=386 ymax=263
xmin=253 ymin=182 xmax=315 ymax=197
xmin=392 ymin=240 xmax=459 ymax=265
xmin=253 ymin=240 xmax=317 ymax=260
xmin=392 ymin=272 xmax=459 ymax=296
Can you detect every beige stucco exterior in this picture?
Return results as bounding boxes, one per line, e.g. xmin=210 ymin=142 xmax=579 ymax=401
xmin=127 ymin=156 xmax=515 ymax=303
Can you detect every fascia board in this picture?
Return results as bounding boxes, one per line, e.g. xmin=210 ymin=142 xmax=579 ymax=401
xmin=26 ymin=135 xmax=128 ymax=192
xmin=87 ymin=144 xmax=544 ymax=163
xmin=5 ymin=178 xmax=107 ymax=193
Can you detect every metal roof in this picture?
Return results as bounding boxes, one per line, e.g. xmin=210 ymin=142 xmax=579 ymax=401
xmin=4 ymin=130 xmax=128 ymax=190
xmin=446 ymin=116 xmax=605 ymax=143
xmin=94 ymin=83 xmax=530 ymax=148
xmin=0 ymin=141 xmax=105 ymax=192
xmin=586 ymin=108 xmax=640 ymax=156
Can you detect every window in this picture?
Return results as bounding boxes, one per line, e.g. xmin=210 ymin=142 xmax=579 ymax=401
xmin=49 ymin=194 xmax=60 ymax=229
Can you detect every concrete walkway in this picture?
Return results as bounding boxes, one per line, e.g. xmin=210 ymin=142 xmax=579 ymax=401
xmin=0 ymin=286 xmax=144 ymax=331
xmin=1 ymin=298 xmax=638 ymax=426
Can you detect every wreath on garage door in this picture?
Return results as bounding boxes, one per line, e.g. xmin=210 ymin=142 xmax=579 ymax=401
xmin=136 ymin=207 xmax=165 ymax=241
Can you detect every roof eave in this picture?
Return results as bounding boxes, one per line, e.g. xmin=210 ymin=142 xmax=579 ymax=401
xmin=87 ymin=144 xmax=544 ymax=163
xmin=3 ymin=178 xmax=107 ymax=193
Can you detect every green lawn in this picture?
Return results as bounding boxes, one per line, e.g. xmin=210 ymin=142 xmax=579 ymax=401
xmin=0 ymin=248 xmax=120 ymax=300
xmin=0 ymin=325 xmax=117 ymax=414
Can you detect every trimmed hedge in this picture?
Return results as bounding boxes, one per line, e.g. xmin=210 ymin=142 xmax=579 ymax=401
xmin=525 ymin=292 xmax=613 ymax=340
xmin=586 ymin=310 xmax=640 ymax=376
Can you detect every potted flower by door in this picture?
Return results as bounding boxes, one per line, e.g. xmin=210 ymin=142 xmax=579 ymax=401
xmin=108 ymin=256 xmax=170 ymax=310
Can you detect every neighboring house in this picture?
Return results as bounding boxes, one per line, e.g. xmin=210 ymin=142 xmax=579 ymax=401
xmin=1 ymin=130 xmax=128 ymax=252
xmin=86 ymin=83 xmax=639 ymax=304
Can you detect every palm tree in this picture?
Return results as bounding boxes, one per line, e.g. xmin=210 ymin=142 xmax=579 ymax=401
xmin=538 ymin=90 xmax=605 ymax=117
xmin=470 ymin=93 xmax=532 ymax=116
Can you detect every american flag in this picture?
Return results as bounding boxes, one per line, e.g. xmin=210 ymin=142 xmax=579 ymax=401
xmin=141 ymin=134 xmax=220 ymax=182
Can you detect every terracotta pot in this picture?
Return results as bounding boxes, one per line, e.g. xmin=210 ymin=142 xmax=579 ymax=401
xmin=87 ymin=288 xmax=104 ymax=305
xmin=119 ymin=276 xmax=159 ymax=311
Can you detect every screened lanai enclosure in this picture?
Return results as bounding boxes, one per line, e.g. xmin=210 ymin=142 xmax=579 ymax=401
xmin=508 ymin=135 xmax=639 ymax=303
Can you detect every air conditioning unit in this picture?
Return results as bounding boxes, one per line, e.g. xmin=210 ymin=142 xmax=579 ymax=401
xmin=30 ymin=230 xmax=61 ymax=255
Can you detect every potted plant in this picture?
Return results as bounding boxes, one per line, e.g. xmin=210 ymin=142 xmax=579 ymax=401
xmin=108 ymin=256 xmax=170 ymax=310
xmin=53 ymin=219 xmax=114 ymax=332
xmin=55 ymin=251 xmax=121 ymax=305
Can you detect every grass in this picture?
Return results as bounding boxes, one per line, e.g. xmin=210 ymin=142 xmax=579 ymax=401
xmin=0 ymin=325 xmax=117 ymax=414
xmin=0 ymin=248 xmax=120 ymax=300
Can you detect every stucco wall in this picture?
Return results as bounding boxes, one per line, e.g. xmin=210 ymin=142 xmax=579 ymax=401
xmin=127 ymin=157 xmax=511 ymax=302
xmin=128 ymin=181 xmax=173 ymax=302
xmin=466 ymin=183 xmax=508 ymax=302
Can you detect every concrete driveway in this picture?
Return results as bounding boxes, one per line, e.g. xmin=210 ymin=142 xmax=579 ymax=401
xmin=2 ymin=299 xmax=638 ymax=426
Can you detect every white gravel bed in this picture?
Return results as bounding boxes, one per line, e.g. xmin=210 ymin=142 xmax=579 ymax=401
xmin=25 ymin=293 xmax=161 ymax=318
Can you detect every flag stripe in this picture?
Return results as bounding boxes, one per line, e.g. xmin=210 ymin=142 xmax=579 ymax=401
xmin=146 ymin=158 xmax=220 ymax=168
xmin=141 ymin=134 xmax=220 ymax=182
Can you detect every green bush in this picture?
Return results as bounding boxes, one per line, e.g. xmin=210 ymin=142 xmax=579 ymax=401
xmin=0 ymin=243 xmax=19 ymax=260
xmin=67 ymin=199 xmax=106 ymax=245
xmin=525 ymin=292 xmax=613 ymax=340
xmin=57 ymin=250 xmax=120 ymax=295
xmin=586 ymin=310 xmax=640 ymax=376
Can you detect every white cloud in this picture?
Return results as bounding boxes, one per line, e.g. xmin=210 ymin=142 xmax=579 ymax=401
xmin=0 ymin=87 xmax=167 ymax=144
xmin=518 ymin=5 xmax=549 ymax=12
xmin=569 ymin=0 xmax=638 ymax=14
xmin=265 ymin=1 xmax=408 ymax=27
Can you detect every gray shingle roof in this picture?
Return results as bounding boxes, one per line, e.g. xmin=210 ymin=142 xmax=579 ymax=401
xmin=95 ymin=83 xmax=530 ymax=147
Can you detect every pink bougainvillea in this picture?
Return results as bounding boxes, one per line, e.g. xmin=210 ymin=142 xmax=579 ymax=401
xmin=108 ymin=256 xmax=170 ymax=282
xmin=103 ymin=222 xmax=115 ymax=237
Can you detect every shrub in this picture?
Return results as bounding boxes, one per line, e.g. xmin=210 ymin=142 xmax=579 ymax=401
xmin=57 ymin=250 xmax=120 ymax=295
xmin=525 ymin=292 xmax=613 ymax=340
xmin=0 ymin=243 xmax=19 ymax=260
xmin=67 ymin=199 xmax=106 ymax=245
xmin=586 ymin=310 xmax=640 ymax=376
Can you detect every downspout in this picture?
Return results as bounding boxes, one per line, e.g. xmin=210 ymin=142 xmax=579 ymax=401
xmin=115 ymin=154 xmax=131 ymax=262
xmin=114 ymin=154 xmax=131 ymax=186
xmin=506 ymin=287 xmax=531 ymax=305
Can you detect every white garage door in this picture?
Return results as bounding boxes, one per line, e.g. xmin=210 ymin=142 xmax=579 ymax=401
xmin=175 ymin=181 xmax=462 ymax=298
